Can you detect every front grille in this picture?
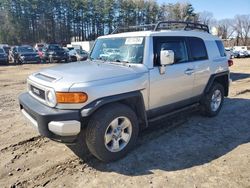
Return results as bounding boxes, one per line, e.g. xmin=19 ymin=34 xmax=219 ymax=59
xmin=30 ymin=85 xmax=46 ymax=100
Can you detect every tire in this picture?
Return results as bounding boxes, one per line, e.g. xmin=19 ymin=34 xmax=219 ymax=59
xmin=86 ymin=103 xmax=139 ymax=162
xmin=201 ymin=82 xmax=224 ymax=117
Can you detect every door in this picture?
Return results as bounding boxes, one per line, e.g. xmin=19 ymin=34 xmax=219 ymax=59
xmin=148 ymin=37 xmax=195 ymax=117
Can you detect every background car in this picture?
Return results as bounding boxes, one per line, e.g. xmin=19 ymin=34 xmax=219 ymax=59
xmin=0 ymin=44 xmax=11 ymax=56
xmin=9 ymin=45 xmax=40 ymax=64
xmin=0 ymin=47 xmax=9 ymax=65
xmin=233 ymin=51 xmax=246 ymax=58
xmin=225 ymin=48 xmax=234 ymax=59
xmin=34 ymin=43 xmax=46 ymax=59
xmin=68 ymin=49 xmax=88 ymax=62
xmin=41 ymin=44 xmax=69 ymax=63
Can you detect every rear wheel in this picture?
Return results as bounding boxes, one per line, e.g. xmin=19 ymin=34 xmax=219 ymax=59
xmin=201 ymin=82 xmax=224 ymax=117
xmin=86 ymin=103 xmax=139 ymax=162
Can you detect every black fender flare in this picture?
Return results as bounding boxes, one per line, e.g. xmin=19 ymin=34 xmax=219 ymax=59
xmin=81 ymin=91 xmax=148 ymax=129
xmin=204 ymin=71 xmax=229 ymax=96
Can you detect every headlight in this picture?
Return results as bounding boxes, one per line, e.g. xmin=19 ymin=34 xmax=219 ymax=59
xmin=20 ymin=55 xmax=25 ymax=59
xmin=46 ymin=90 xmax=56 ymax=107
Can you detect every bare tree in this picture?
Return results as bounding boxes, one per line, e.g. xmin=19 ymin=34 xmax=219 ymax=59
xmin=198 ymin=11 xmax=213 ymax=25
xmin=217 ymin=19 xmax=234 ymax=39
xmin=233 ymin=15 xmax=250 ymax=46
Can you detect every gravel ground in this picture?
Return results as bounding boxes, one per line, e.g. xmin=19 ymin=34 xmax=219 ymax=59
xmin=0 ymin=59 xmax=250 ymax=188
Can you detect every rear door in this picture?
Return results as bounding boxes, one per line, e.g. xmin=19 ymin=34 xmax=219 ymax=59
xmin=186 ymin=37 xmax=210 ymax=97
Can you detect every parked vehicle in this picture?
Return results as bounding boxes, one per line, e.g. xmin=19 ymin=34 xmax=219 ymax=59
xmin=70 ymin=41 xmax=94 ymax=52
xmin=0 ymin=44 xmax=11 ymax=56
xmin=9 ymin=45 xmax=40 ymax=64
xmin=19 ymin=21 xmax=232 ymax=162
xmin=233 ymin=51 xmax=246 ymax=58
xmin=233 ymin=46 xmax=248 ymax=58
xmin=68 ymin=49 xmax=88 ymax=62
xmin=0 ymin=47 xmax=8 ymax=64
xmin=34 ymin=43 xmax=45 ymax=51
xmin=41 ymin=44 xmax=69 ymax=63
xmin=225 ymin=48 xmax=234 ymax=59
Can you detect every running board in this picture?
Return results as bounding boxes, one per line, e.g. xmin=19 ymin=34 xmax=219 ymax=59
xmin=148 ymin=103 xmax=200 ymax=124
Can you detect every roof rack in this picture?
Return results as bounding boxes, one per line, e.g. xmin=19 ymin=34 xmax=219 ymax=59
xmin=154 ymin=21 xmax=209 ymax=33
xmin=112 ymin=24 xmax=156 ymax=34
xmin=112 ymin=21 xmax=209 ymax=34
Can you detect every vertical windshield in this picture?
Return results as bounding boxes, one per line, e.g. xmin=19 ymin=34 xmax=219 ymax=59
xmin=90 ymin=37 xmax=145 ymax=64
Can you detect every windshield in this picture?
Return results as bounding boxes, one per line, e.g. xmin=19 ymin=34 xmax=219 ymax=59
xmin=90 ymin=37 xmax=145 ymax=64
xmin=18 ymin=46 xmax=34 ymax=53
xmin=0 ymin=48 xmax=5 ymax=53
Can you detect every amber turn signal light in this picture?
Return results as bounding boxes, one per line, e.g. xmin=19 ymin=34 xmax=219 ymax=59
xmin=56 ymin=92 xmax=88 ymax=103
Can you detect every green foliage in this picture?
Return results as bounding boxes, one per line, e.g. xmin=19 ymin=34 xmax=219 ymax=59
xmin=0 ymin=0 xmax=198 ymax=44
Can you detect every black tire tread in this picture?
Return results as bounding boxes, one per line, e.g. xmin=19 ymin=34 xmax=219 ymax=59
xmin=85 ymin=103 xmax=138 ymax=162
xmin=201 ymin=82 xmax=224 ymax=117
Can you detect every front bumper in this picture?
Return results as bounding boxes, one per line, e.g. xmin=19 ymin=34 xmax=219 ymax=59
xmin=50 ymin=55 xmax=68 ymax=61
xmin=0 ymin=57 xmax=8 ymax=64
xmin=19 ymin=92 xmax=81 ymax=143
xmin=20 ymin=57 xmax=40 ymax=63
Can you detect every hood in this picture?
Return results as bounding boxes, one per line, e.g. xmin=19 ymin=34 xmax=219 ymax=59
xmin=30 ymin=60 xmax=148 ymax=89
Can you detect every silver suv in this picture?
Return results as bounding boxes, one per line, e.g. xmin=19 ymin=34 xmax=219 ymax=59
xmin=19 ymin=21 xmax=231 ymax=162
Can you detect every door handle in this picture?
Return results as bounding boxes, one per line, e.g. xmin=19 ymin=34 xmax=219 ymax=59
xmin=184 ymin=68 xmax=195 ymax=75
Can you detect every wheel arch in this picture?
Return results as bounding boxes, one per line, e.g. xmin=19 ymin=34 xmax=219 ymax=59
xmin=204 ymin=71 xmax=229 ymax=96
xmin=81 ymin=91 xmax=148 ymax=130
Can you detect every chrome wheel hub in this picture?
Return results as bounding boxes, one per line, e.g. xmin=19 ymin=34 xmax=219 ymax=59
xmin=211 ymin=89 xmax=222 ymax=112
xmin=104 ymin=116 xmax=132 ymax=152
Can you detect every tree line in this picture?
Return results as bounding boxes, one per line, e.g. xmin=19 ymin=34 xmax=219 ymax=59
xmin=0 ymin=0 xmax=198 ymax=45
xmin=0 ymin=0 xmax=249 ymax=46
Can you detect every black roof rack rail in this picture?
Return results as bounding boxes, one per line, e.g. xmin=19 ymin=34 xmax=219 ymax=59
xmin=111 ymin=21 xmax=209 ymax=34
xmin=112 ymin=24 xmax=156 ymax=34
xmin=154 ymin=21 xmax=209 ymax=33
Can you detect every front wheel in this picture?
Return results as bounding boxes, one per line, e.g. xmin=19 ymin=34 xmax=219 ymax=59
xmin=86 ymin=103 xmax=139 ymax=162
xmin=201 ymin=82 xmax=224 ymax=117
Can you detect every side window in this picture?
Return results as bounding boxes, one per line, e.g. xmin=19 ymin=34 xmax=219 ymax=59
xmin=215 ymin=40 xmax=226 ymax=57
xmin=188 ymin=37 xmax=208 ymax=61
xmin=154 ymin=37 xmax=188 ymax=66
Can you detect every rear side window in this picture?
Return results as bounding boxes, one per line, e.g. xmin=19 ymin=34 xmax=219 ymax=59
xmin=215 ymin=40 xmax=226 ymax=57
xmin=188 ymin=37 xmax=208 ymax=61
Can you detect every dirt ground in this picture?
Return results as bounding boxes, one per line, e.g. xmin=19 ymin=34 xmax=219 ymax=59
xmin=0 ymin=59 xmax=250 ymax=188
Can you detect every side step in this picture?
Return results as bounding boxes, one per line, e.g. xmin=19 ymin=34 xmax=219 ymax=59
xmin=148 ymin=103 xmax=200 ymax=124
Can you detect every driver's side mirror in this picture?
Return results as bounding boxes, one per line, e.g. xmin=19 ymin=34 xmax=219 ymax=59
xmin=159 ymin=50 xmax=174 ymax=74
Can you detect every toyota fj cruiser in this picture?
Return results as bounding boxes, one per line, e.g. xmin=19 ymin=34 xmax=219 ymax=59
xmin=19 ymin=21 xmax=232 ymax=162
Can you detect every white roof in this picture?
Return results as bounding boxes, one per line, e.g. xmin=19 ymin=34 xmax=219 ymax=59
xmin=99 ymin=30 xmax=219 ymax=41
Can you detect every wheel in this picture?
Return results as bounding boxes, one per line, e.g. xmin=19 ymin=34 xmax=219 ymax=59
xmin=201 ymin=82 xmax=224 ymax=117
xmin=86 ymin=103 xmax=139 ymax=162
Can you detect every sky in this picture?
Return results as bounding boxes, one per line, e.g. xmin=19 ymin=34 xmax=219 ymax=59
xmin=157 ymin=0 xmax=250 ymax=20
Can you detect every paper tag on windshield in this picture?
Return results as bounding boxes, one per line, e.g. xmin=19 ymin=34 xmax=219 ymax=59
xmin=125 ymin=37 xmax=143 ymax=45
